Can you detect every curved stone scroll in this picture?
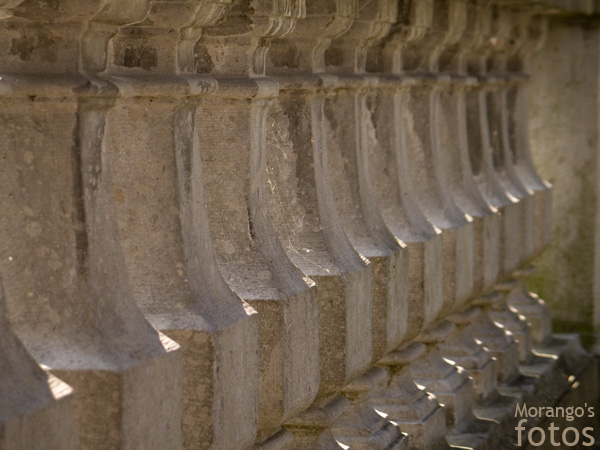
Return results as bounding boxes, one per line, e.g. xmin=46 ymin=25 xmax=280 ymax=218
xmin=324 ymin=0 xmax=408 ymax=363
xmin=191 ymin=0 xmax=303 ymax=77
xmin=325 ymin=0 xmax=399 ymax=74
xmin=462 ymin=2 xmax=522 ymax=279
xmin=315 ymin=3 xmax=410 ymax=449
xmin=485 ymin=6 xmax=536 ymax=267
xmin=365 ymin=0 xmax=444 ymax=342
xmin=96 ymin=3 xmax=272 ymax=449
xmin=366 ymin=81 xmax=444 ymax=343
xmin=193 ymin=84 xmax=320 ymax=448
xmin=436 ymin=0 xmax=502 ymax=296
xmin=397 ymin=0 xmax=476 ymax=315
xmin=266 ymin=0 xmax=359 ymax=74
xmin=263 ymin=4 xmax=380 ymax=447
xmin=266 ymin=82 xmax=373 ymax=448
xmin=81 ymin=0 xmax=153 ymax=76
xmin=0 ymin=2 xmax=184 ymax=449
xmin=106 ymin=88 xmax=264 ymax=450
xmin=370 ymin=3 xmax=488 ymax=440
xmin=0 ymin=0 xmax=102 ymax=75
xmin=323 ymin=2 xmax=449 ymax=446
xmin=177 ymin=0 xmax=233 ymax=73
xmin=486 ymin=9 xmax=553 ymax=346
xmin=183 ymin=3 xmax=323 ymax=447
xmin=0 ymin=278 xmax=78 ymax=450
xmin=508 ymin=15 xmax=552 ymax=257
xmin=0 ymin=96 xmax=183 ymax=450
xmin=107 ymin=0 xmax=230 ymax=75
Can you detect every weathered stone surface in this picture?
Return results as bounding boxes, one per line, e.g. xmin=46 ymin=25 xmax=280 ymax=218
xmin=0 ymin=95 xmax=183 ymax=450
xmin=443 ymin=307 xmax=498 ymax=402
xmin=0 ymin=2 xmax=184 ymax=449
xmin=526 ymin=14 xmax=599 ymax=350
xmin=472 ymin=292 xmax=520 ymax=384
xmin=374 ymin=343 xmax=448 ymax=450
xmin=0 ymin=1 xmax=597 ymax=449
xmin=0 ymin=279 xmax=77 ymax=450
xmin=324 ymin=0 xmax=408 ymax=364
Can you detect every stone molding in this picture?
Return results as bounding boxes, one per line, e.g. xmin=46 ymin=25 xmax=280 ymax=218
xmin=0 ymin=1 xmax=596 ymax=449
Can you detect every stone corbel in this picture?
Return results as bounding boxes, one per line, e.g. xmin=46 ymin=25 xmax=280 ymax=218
xmin=373 ymin=0 xmax=434 ymax=74
xmin=174 ymin=3 xmax=327 ymax=449
xmin=80 ymin=0 xmax=153 ymax=78
xmin=436 ymin=0 xmax=502 ymax=298
xmin=463 ymin=2 xmax=523 ymax=279
xmin=177 ymin=0 xmax=232 ymax=73
xmin=192 ymin=86 xmax=321 ymax=449
xmin=193 ymin=0 xmax=304 ymax=77
xmin=266 ymin=0 xmax=358 ymax=74
xmin=398 ymin=0 xmax=477 ymax=317
xmin=403 ymin=0 xmax=468 ymax=73
xmin=485 ymin=5 xmax=537 ymax=267
xmin=0 ymin=2 xmax=185 ymax=449
xmin=0 ymin=0 xmax=103 ymax=76
xmin=313 ymin=4 xmax=412 ymax=448
xmin=367 ymin=0 xmax=444 ymax=344
xmin=350 ymin=4 xmax=451 ymax=447
xmin=484 ymin=9 xmax=554 ymax=349
xmin=379 ymin=0 xmax=475 ymax=322
xmin=369 ymin=3 xmax=487 ymax=443
xmin=267 ymin=83 xmax=374 ymax=445
xmin=509 ymin=14 xmax=552 ymax=256
xmin=0 ymin=277 xmax=78 ymax=450
xmin=106 ymin=0 xmax=224 ymax=75
xmin=324 ymin=0 xmax=406 ymax=366
xmin=95 ymin=3 xmax=277 ymax=450
xmin=422 ymin=6 xmax=531 ymax=425
xmin=325 ymin=0 xmax=398 ymax=73
xmin=261 ymin=2 xmax=384 ymax=448
xmin=454 ymin=3 xmax=540 ymax=398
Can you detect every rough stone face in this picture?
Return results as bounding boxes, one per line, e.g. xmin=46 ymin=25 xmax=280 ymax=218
xmin=0 ymin=280 xmax=78 ymax=450
xmin=0 ymin=1 xmax=597 ymax=449
xmin=527 ymin=16 xmax=600 ymax=351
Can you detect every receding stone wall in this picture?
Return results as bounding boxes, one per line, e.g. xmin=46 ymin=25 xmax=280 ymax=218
xmin=0 ymin=1 xmax=597 ymax=449
xmin=527 ymin=14 xmax=600 ymax=352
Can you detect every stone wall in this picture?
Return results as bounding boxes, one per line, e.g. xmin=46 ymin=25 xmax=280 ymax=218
xmin=527 ymin=12 xmax=600 ymax=352
xmin=0 ymin=1 xmax=597 ymax=449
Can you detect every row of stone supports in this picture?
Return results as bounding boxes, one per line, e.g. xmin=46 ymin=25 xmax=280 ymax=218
xmin=0 ymin=1 xmax=595 ymax=449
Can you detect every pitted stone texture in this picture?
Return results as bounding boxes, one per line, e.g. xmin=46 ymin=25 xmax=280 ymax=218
xmin=0 ymin=96 xmax=183 ymax=450
xmin=195 ymin=91 xmax=320 ymax=443
xmin=374 ymin=343 xmax=448 ymax=450
xmin=266 ymin=92 xmax=373 ymax=395
xmin=323 ymin=85 xmax=408 ymax=361
xmin=107 ymin=94 xmax=265 ymax=449
xmin=411 ymin=349 xmax=475 ymax=432
xmin=0 ymin=280 xmax=77 ymax=450
xmin=332 ymin=367 xmax=407 ymax=450
xmin=369 ymin=87 xmax=444 ymax=341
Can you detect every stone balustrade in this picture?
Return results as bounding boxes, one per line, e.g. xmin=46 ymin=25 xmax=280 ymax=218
xmin=0 ymin=1 xmax=596 ymax=449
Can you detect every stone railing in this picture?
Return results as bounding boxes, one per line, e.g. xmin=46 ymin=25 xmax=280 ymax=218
xmin=0 ymin=1 xmax=596 ymax=449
